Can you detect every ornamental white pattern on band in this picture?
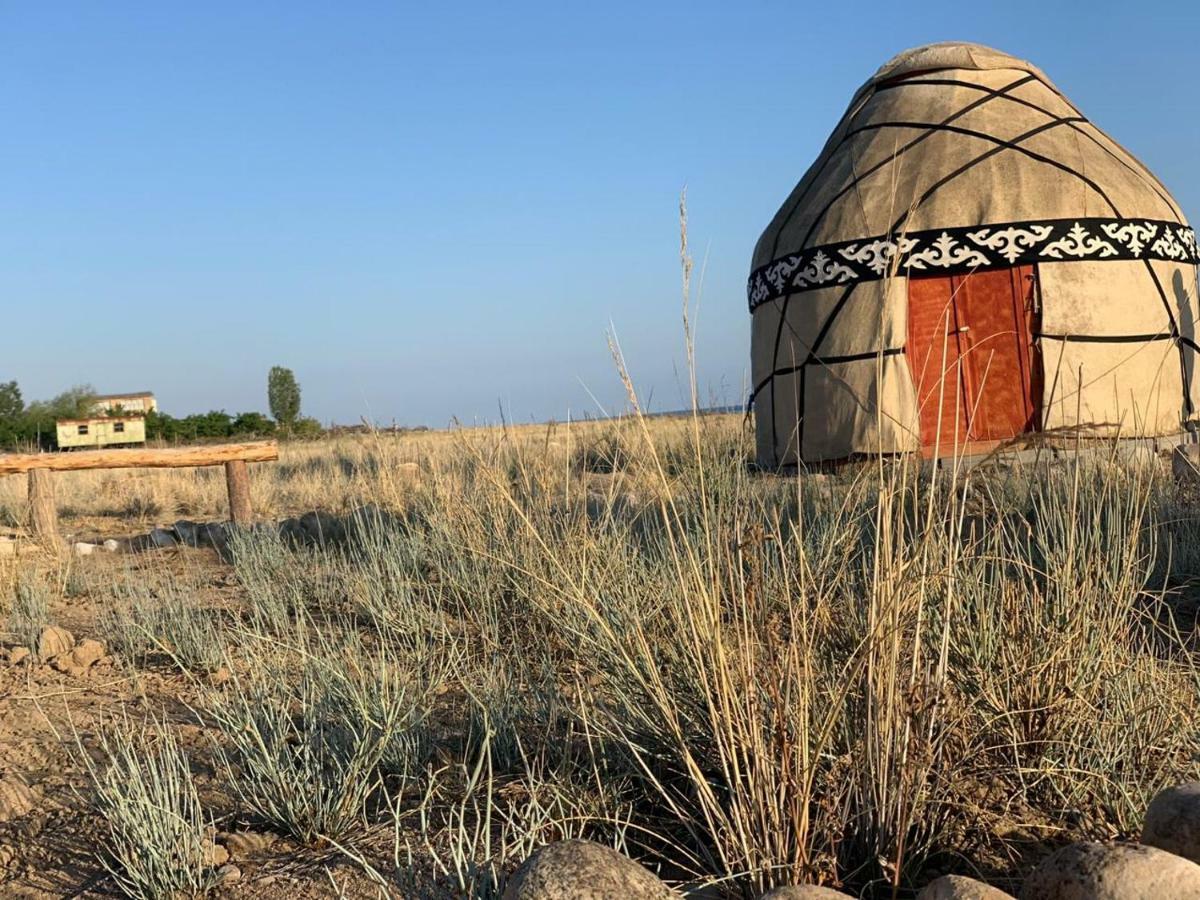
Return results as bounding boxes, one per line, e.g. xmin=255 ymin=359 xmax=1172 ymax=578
xmin=1042 ymin=222 xmax=1118 ymax=259
xmin=966 ymin=224 xmax=1054 ymax=262
xmin=748 ymin=217 xmax=1199 ymax=311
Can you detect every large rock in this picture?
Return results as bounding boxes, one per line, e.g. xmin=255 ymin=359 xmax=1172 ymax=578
xmin=198 ymin=522 xmax=229 ymax=551
xmin=502 ymin=840 xmax=678 ymax=899
xmin=51 ymin=654 xmax=87 ymax=677
xmin=173 ymin=520 xmax=201 ymax=547
xmin=278 ymin=517 xmax=305 ymax=545
xmin=918 ymin=875 xmax=1013 ymax=899
xmin=70 ymin=638 xmax=106 ymax=669
xmin=760 ymin=887 xmax=854 ymax=898
xmin=37 ymin=626 xmax=74 ymax=660
xmin=149 ymin=527 xmax=178 ymax=548
xmin=1143 ymin=782 xmax=1200 ymax=864
xmin=1022 ymin=841 xmax=1200 ymax=899
xmin=173 ymin=520 xmax=228 ymax=552
xmin=299 ymin=511 xmax=345 ymax=546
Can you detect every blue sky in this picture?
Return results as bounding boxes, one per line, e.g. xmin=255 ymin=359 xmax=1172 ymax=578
xmin=2 ymin=2 xmax=1197 ymax=425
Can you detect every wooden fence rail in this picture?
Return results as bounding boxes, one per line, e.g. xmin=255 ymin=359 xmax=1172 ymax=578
xmin=0 ymin=440 xmax=280 ymax=545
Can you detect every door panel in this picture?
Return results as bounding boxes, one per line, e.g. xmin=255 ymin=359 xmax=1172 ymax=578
xmin=955 ymin=266 xmax=1040 ymax=441
xmin=907 ymin=275 xmax=970 ymax=450
xmin=907 ymin=265 xmax=1041 ymax=453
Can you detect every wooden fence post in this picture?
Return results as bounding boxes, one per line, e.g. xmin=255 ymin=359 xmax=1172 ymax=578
xmin=28 ymin=469 xmax=59 ymax=546
xmin=225 ymin=459 xmax=252 ymax=526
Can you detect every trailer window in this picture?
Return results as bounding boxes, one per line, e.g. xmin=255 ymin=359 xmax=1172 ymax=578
xmin=77 ymin=424 xmax=89 ymax=435
xmin=113 ymin=422 xmax=125 ymax=433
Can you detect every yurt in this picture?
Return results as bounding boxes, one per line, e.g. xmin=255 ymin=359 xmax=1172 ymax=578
xmin=748 ymin=42 xmax=1199 ymax=467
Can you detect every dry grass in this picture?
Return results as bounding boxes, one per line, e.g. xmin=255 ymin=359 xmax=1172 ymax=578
xmin=3 ymin=415 xmax=1200 ymax=898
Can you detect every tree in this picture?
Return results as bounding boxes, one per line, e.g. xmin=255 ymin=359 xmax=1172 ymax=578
xmin=0 ymin=381 xmax=22 ymax=420
xmin=232 ymin=411 xmax=277 ymax=437
xmin=39 ymin=384 xmax=97 ymax=419
xmin=268 ymin=366 xmax=301 ymax=428
xmin=292 ymin=416 xmax=324 ymax=439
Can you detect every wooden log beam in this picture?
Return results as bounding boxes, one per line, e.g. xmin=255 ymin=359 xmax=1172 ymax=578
xmin=0 ymin=441 xmax=279 ymax=476
xmin=225 ymin=459 xmax=253 ymax=525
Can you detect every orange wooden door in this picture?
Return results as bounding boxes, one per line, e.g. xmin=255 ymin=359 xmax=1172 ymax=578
xmin=907 ymin=266 xmax=1040 ymax=453
xmin=908 ymin=274 xmax=970 ymax=450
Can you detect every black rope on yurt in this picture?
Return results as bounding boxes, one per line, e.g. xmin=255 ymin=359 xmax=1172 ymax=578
xmin=844 ymin=118 xmax=1086 ymax=150
xmin=745 ymin=347 xmax=905 ymax=411
xmin=760 ymin=74 xmax=1040 ymax=460
xmin=767 ymin=75 xmax=1039 ymax=262
xmin=873 ymin=78 xmax=1184 ymax=220
xmin=1036 ymin=332 xmax=1175 ymax=344
xmin=789 ymin=86 xmax=1054 ymax=258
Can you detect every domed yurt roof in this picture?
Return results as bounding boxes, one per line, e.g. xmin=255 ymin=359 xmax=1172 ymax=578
xmin=748 ymin=41 xmax=1198 ymax=467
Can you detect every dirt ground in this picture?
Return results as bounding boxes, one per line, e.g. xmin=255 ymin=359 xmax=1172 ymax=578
xmin=0 ymin=519 xmax=390 ymax=900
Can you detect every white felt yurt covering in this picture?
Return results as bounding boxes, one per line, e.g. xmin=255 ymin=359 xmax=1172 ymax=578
xmin=748 ymin=42 xmax=1199 ymax=467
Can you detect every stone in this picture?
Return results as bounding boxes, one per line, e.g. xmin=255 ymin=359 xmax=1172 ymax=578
xmin=502 ymin=840 xmax=678 ymax=899
xmin=203 ymin=840 xmax=230 ymax=867
xmin=70 ymin=638 xmax=106 ymax=670
xmin=918 ymin=875 xmax=1013 ymax=899
xmin=1142 ymin=782 xmax=1200 ymax=864
xmin=197 ymin=523 xmax=228 ymax=551
xmin=216 ymin=863 xmax=242 ymax=884
xmin=173 ymin=520 xmax=201 ymax=547
xmin=0 ymin=776 xmax=36 ymax=823
xmin=101 ymin=539 xmax=121 ymax=553
xmin=347 ymin=503 xmax=399 ymax=536
xmin=51 ymin=654 xmax=88 ymax=677
xmin=37 ymin=626 xmax=74 ymax=660
xmin=299 ymin=511 xmax=345 ymax=546
xmin=760 ymin=887 xmax=854 ymax=898
xmin=72 ymin=542 xmax=97 ymax=557
xmin=7 ymin=647 xmax=30 ymax=665
xmin=278 ymin=517 xmax=305 ymax=545
xmin=1022 ymin=841 xmax=1200 ymax=899
xmin=149 ymin=527 xmax=178 ymax=548
xmin=217 ymin=830 xmax=278 ymax=859
xmin=1173 ymin=444 xmax=1200 ymax=482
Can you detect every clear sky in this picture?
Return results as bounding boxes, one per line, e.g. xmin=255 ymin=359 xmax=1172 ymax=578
xmin=3 ymin=2 xmax=1197 ymax=426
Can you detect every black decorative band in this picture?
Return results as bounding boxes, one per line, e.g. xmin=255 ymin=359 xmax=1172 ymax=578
xmin=748 ymin=217 xmax=1198 ymax=312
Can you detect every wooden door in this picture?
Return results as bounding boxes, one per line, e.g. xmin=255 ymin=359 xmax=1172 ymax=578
xmin=907 ymin=265 xmax=1040 ymax=454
